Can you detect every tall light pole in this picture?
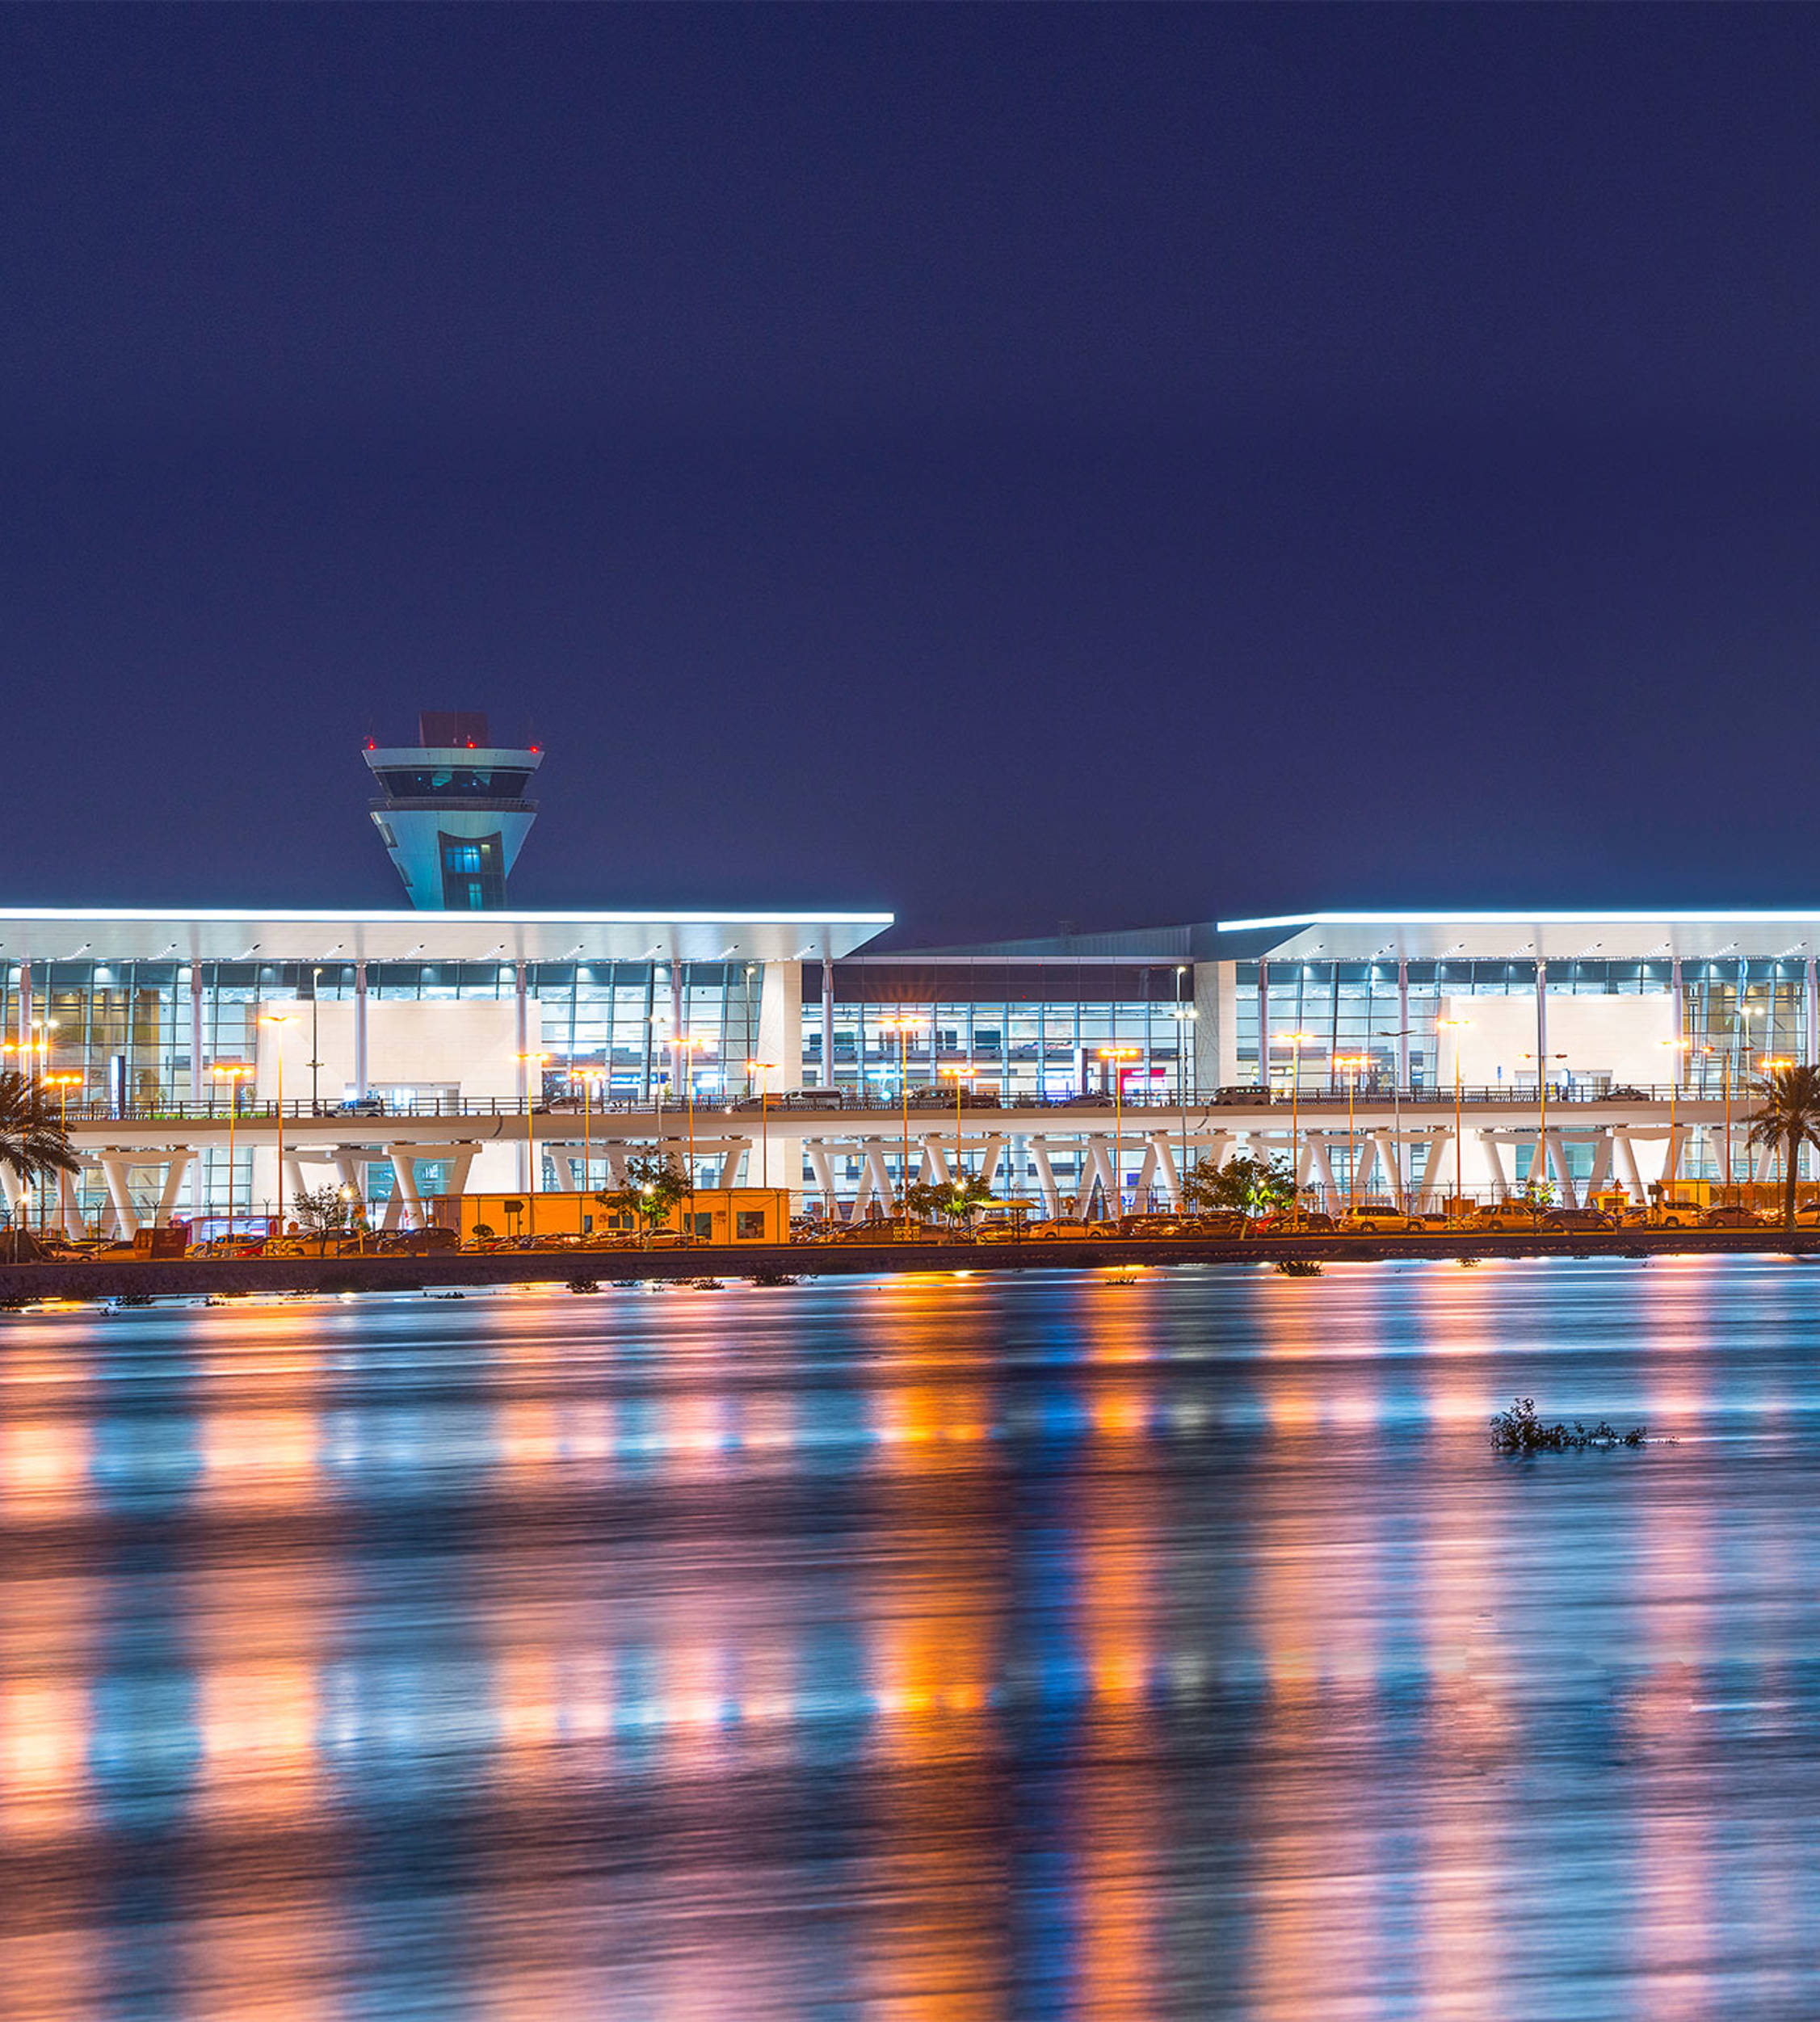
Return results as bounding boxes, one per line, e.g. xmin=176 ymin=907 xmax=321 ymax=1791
xmin=1171 ymin=986 xmax=1196 ymax=1211
xmin=515 ymin=1049 xmax=551 ymax=1238
xmin=1373 ymin=1025 xmax=1416 ymax=1212
xmin=1099 ymin=1045 xmax=1141 ymax=1218
xmin=878 ymin=1015 xmax=924 ymax=1221
xmin=212 ymin=1061 xmax=253 ymax=1238
xmin=1332 ymin=1054 xmax=1370 ymax=1208
xmin=1759 ymin=1054 xmax=1796 ymax=1209
xmin=745 ymin=1058 xmax=779 ymax=1190
xmin=1519 ymin=1049 xmax=1567 ymax=1201
xmin=574 ymin=1065 xmax=607 ymax=1193
xmin=1659 ymin=1036 xmax=1692 ymax=1209
xmin=44 ymin=1072 xmax=81 ymax=1237
xmin=672 ymin=1032 xmax=711 ymax=1237
xmin=258 ymin=1013 xmax=295 ymax=1230
xmin=308 ymin=965 xmax=323 ymax=1112
xmin=938 ymin=1062 xmax=978 ymax=1217
xmin=1270 ymin=1031 xmax=1318 ymax=1228
xmin=1435 ymin=1017 xmax=1472 ymax=1220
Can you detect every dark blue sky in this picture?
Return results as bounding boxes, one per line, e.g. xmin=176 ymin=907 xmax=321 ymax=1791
xmin=5 ymin=6 xmax=1819 ymax=943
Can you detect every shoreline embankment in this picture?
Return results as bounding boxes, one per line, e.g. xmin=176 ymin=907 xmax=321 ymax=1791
xmin=2 ymin=1229 xmax=1818 ymax=1302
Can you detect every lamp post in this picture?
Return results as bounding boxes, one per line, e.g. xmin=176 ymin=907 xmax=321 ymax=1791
xmin=877 ymin=1015 xmax=924 ymax=1221
xmin=308 ymin=965 xmax=323 ymax=1112
xmin=1759 ymin=1054 xmax=1796 ymax=1209
xmin=1435 ymin=1017 xmax=1472 ymax=1220
xmin=212 ymin=1061 xmax=253 ymax=1239
xmin=574 ymin=1065 xmax=608 ymax=1192
xmin=745 ymin=1057 xmax=778 ymax=1189
xmin=1332 ymin=1054 xmax=1370 ymax=1209
xmin=1658 ymin=1036 xmax=1692 ymax=1210
xmin=1099 ymin=1045 xmax=1141 ymax=1218
xmin=672 ymin=1033 xmax=711 ymax=1238
xmin=515 ymin=1050 xmax=551 ymax=1238
xmin=1269 ymin=1031 xmax=1318 ymax=1228
xmin=1518 ymin=1049 xmax=1567 ymax=1203
xmin=1171 ymin=986 xmax=1196 ymax=1212
xmin=938 ymin=1062 xmax=978 ymax=1217
xmin=258 ymin=1013 xmax=295 ymax=1230
xmin=44 ymin=1072 xmax=81 ymax=1236
xmin=1373 ymin=1025 xmax=1416 ymax=1212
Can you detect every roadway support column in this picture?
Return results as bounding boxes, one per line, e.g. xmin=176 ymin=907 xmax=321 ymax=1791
xmin=156 ymin=1151 xmax=192 ymax=1228
xmin=190 ymin=966 xmax=208 ymax=1221
xmin=514 ymin=962 xmax=529 ymax=1191
xmin=1029 ymin=1139 xmax=1060 ymax=1215
xmin=821 ymin=958 xmax=835 ymax=1095
xmin=354 ymin=961 xmax=369 ymax=1099
xmin=1614 ymin=1131 xmax=1646 ymax=1204
xmin=99 ymin=1156 xmax=140 ymax=1238
xmin=1398 ymin=960 xmax=1410 ymax=1089
xmin=387 ymin=1150 xmax=422 ymax=1230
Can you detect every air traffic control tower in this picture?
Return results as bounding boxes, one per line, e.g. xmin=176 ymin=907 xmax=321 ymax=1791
xmin=362 ymin=712 xmax=544 ymax=909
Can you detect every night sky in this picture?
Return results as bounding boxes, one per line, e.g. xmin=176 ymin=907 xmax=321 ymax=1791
xmin=5 ymin=6 xmax=1820 ymax=944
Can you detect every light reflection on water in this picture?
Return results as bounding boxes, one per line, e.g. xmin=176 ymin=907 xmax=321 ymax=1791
xmin=3 ymin=1261 xmax=1820 ymax=2015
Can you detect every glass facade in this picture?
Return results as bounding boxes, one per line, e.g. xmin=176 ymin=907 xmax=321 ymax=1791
xmin=810 ymin=963 xmax=1196 ymax=1103
xmin=0 ymin=960 xmax=770 ymax=1110
xmin=1235 ymin=958 xmax=1810 ymax=1095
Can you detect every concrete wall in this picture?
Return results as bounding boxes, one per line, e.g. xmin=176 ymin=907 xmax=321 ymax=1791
xmin=257 ymin=999 xmax=520 ymax=1105
xmin=1435 ymin=993 xmax=1676 ymax=1090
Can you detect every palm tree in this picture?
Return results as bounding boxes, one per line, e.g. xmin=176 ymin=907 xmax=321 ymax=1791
xmin=1743 ymin=1063 xmax=1820 ymax=1230
xmin=0 ymin=1067 xmax=80 ymax=1258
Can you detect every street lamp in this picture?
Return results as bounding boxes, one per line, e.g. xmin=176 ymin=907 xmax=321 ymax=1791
xmin=1331 ymin=1054 xmax=1371 ymax=1209
xmin=258 ymin=1013 xmax=295 ymax=1230
xmin=1169 ymin=991 xmax=1196 ymax=1211
xmin=671 ymin=1032 xmax=712 ymax=1238
xmin=1518 ymin=1049 xmax=1567 ymax=1203
xmin=1373 ymin=1025 xmax=1417 ymax=1212
xmin=573 ymin=1065 xmax=608 ymax=1192
xmin=1099 ymin=1045 xmax=1141 ymax=1220
xmin=877 ymin=1015 xmax=926 ymax=1221
xmin=1435 ymin=1017 xmax=1472 ymax=1220
xmin=515 ymin=1049 xmax=551 ymax=1238
xmin=44 ymin=1072 xmax=81 ymax=1237
xmin=1658 ymin=1036 xmax=1692 ymax=1207
xmin=212 ymin=1061 xmax=254 ymax=1238
xmin=745 ymin=1057 xmax=779 ymax=1189
xmin=1760 ymin=1055 xmax=1797 ymax=1208
xmin=1269 ymin=1031 xmax=1318 ymax=1228
xmin=938 ymin=1062 xmax=980 ymax=1219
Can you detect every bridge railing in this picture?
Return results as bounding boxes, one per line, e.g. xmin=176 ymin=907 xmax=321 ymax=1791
xmin=40 ymin=1079 xmax=1732 ymax=1127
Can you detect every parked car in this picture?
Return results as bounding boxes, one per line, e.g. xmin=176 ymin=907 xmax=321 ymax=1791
xmin=1028 ymin=1219 xmax=1108 ymax=1240
xmin=1701 ymin=1205 xmax=1768 ymax=1229
xmin=775 ymin=1089 xmax=846 ymax=1109
xmin=1212 ymin=1087 xmax=1271 ymax=1107
xmin=1251 ymin=1209 xmax=1336 ymax=1234
xmin=1654 ymin=1200 xmax=1704 ymax=1228
xmin=1116 ymin=1213 xmax=1193 ymax=1237
xmin=1336 ymin=1203 xmax=1427 ymax=1234
xmin=1538 ymin=1208 xmax=1618 ymax=1232
xmin=1180 ymin=1210 xmax=1250 ymax=1236
xmin=1473 ymin=1202 xmax=1544 ymax=1231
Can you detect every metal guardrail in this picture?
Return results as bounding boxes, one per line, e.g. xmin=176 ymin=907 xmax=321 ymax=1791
xmin=46 ymin=1081 xmax=1736 ymax=1125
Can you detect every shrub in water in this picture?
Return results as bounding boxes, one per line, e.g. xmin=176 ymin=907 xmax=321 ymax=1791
xmin=1490 ymin=1396 xmax=1646 ymax=1452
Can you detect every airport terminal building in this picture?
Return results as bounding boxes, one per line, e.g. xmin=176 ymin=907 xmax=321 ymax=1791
xmin=3 ymin=718 xmax=1815 ymax=1230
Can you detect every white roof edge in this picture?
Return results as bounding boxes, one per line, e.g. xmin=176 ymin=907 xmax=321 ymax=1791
xmin=0 ymin=906 xmax=893 ymax=925
xmin=1218 ymin=909 xmax=1820 ymax=931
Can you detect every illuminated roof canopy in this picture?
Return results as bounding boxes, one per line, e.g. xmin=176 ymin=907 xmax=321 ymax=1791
xmin=0 ymin=908 xmax=892 ymax=965
xmin=1217 ymin=910 xmax=1820 ymax=963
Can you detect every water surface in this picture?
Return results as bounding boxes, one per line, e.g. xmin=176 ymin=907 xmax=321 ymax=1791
xmin=2 ymin=1257 xmax=1818 ymax=2019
